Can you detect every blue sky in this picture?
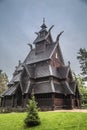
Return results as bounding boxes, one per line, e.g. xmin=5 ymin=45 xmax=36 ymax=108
xmin=0 ymin=0 xmax=87 ymax=80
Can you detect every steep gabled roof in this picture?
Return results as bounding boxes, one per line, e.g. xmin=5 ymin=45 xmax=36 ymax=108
xmin=8 ymin=62 xmax=23 ymax=85
xmin=49 ymin=65 xmax=70 ymax=79
xmin=57 ymin=43 xmax=64 ymax=64
xmin=35 ymin=63 xmax=50 ymax=78
xmin=25 ymin=43 xmax=56 ymax=64
xmin=69 ymin=81 xmax=76 ymax=93
xmin=1 ymin=83 xmax=19 ymax=97
xmin=23 ymin=63 xmax=70 ymax=79
xmin=27 ymin=81 xmax=74 ymax=94
xmin=34 ymin=81 xmax=54 ymax=94
xmin=33 ymin=34 xmax=46 ymax=44
xmin=16 ymin=64 xmax=23 ymax=72
xmin=69 ymin=81 xmax=80 ymax=95
xmin=54 ymin=81 xmax=74 ymax=94
xmin=24 ymin=21 xmax=64 ymax=65
xmin=24 ymin=41 xmax=64 ymax=66
xmin=14 ymin=61 xmax=23 ymax=73
xmin=57 ymin=66 xmax=69 ymax=79
xmin=33 ymin=19 xmax=52 ymax=44
xmin=8 ymin=72 xmax=21 ymax=85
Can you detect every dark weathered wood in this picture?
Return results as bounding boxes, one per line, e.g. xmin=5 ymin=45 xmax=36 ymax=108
xmin=1 ymin=21 xmax=81 ymax=110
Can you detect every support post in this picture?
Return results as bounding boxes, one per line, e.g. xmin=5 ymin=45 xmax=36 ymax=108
xmin=52 ymin=93 xmax=55 ymax=110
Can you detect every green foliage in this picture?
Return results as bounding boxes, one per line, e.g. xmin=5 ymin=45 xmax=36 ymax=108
xmin=81 ymin=103 xmax=87 ymax=109
xmin=24 ymin=95 xmax=41 ymax=127
xmin=77 ymin=48 xmax=87 ymax=75
xmin=76 ymin=75 xmax=87 ymax=105
xmin=0 ymin=70 xmax=8 ymax=95
xmin=73 ymin=73 xmax=87 ymax=108
xmin=0 ymin=112 xmax=87 ymax=130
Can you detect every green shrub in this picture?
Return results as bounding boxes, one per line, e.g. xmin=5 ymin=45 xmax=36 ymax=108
xmin=81 ymin=103 xmax=87 ymax=109
xmin=24 ymin=95 xmax=41 ymax=127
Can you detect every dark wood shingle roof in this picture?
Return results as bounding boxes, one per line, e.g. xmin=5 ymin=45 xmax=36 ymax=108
xmin=1 ymin=83 xmax=19 ymax=96
xmin=25 ymin=43 xmax=56 ymax=64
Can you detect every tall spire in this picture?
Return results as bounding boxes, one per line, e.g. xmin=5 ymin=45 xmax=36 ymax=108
xmin=33 ymin=18 xmax=48 ymax=44
xmin=40 ymin=17 xmax=47 ymax=30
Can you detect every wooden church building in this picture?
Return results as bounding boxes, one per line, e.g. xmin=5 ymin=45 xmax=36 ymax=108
xmin=1 ymin=20 xmax=81 ymax=110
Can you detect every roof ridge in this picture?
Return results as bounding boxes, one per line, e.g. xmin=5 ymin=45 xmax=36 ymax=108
xmin=49 ymin=42 xmax=58 ymax=59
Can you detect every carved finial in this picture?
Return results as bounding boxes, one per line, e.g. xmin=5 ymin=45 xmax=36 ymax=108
xmin=56 ymin=31 xmax=64 ymax=42
xmin=48 ymin=25 xmax=54 ymax=32
xmin=27 ymin=43 xmax=32 ymax=50
xmin=35 ymin=32 xmax=40 ymax=36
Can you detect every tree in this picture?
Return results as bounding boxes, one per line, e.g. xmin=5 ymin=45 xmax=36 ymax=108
xmin=77 ymin=48 xmax=87 ymax=75
xmin=77 ymin=76 xmax=87 ymax=107
xmin=24 ymin=95 xmax=41 ymax=127
xmin=0 ymin=70 xmax=8 ymax=95
xmin=73 ymin=73 xmax=87 ymax=108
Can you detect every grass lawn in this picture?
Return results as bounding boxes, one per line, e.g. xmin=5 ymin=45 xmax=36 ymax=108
xmin=0 ymin=112 xmax=87 ymax=130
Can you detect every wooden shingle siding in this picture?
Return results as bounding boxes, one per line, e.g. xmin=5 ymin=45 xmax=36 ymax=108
xmin=1 ymin=20 xmax=81 ymax=110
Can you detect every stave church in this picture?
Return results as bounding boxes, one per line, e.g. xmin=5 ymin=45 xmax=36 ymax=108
xmin=1 ymin=19 xmax=81 ymax=110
